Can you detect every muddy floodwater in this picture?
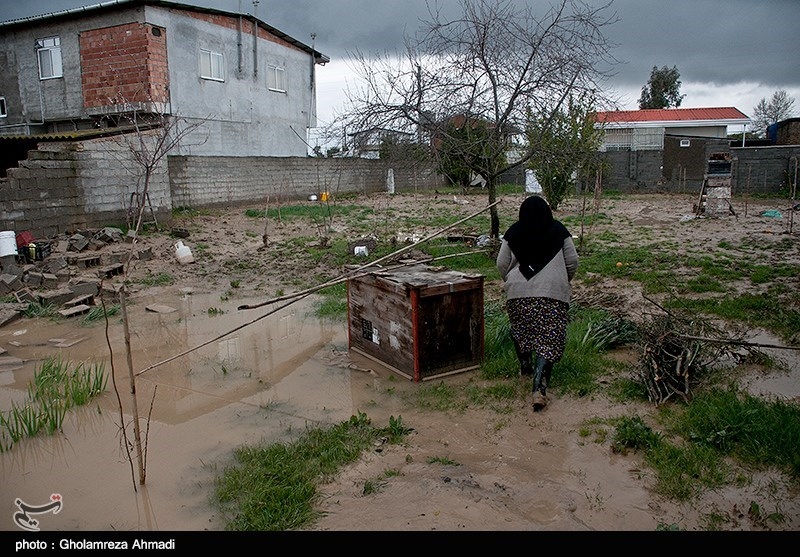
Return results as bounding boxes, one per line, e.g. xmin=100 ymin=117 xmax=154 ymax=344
xmin=0 ymin=286 xmax=366 ymax=531
xmin=2 ymin=284 xmax=799 ymax=532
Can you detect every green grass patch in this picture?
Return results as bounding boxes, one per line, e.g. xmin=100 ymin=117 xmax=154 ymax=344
xmin=135 ymin=272 xmax=175 ymax=287
xmin=669 ymin=386 xmax=800 ymax=479
xmin=212 ymin=412 xmax=412 ymax=530
xmin=81 ymin=304 xmax=121 ymax=325
xmin=669 ymin=292 xmax=800 ymax=343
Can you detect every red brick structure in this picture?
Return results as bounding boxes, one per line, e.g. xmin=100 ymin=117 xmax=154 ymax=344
xmin=80 ymin=22 xmax=169 ymax=111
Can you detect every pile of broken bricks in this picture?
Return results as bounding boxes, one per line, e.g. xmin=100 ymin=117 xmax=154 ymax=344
xmin=0 ymin=227 xmax=152 ymax=328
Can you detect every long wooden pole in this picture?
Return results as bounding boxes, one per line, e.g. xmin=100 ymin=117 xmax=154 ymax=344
xmin=136 ymin=200 xmax=500 ymax=376
xmin=238 ymin=200 xmax=500 ymax=310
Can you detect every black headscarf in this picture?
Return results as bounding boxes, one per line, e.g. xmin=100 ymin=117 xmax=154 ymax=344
xmin=502 ymin=195 xmax=571 ymax=280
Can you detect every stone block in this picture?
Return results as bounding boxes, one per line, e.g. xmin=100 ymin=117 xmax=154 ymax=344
xmin=42 ymin=273 xmax=59 ymax=289
xmin=58 ymin=304 xmax=91 ymax=318
xmin=15 ymin=288 xmax=37 ymax=303
xmin=38 ymin=288 xmax=75 ymax=307
xmin=24 ymin=272 xmax=43 ymax=287
xmin=69 ymin=280 xmax=100 ymax=298
xmin=68 ymin=234 xmax=89 ymax=252
xmin=100 ymin=283 xmax=122 ymax=303
xmin=43 ymin=256 xmax=68 ymax=273
xmin=137 ymin=247 xmax=153 ymax=261
xmin=0 ymin=274 xmax=22 ymax=294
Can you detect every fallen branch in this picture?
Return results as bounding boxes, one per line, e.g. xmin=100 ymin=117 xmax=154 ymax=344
xmin=237 ymin=249 xmax=488 ymax=310
xmin=678 ymin=335 xmax=800 ymax=351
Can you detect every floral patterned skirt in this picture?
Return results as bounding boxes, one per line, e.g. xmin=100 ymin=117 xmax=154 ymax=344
xmin=506 ymin=297 xmax=569 ymax=362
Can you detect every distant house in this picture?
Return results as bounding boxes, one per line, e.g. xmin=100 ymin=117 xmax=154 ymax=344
xmin=347 ymin=127 xmax=414 ymax=159
xmin=0 ymin=0 xmax=329 ymax=158
xmin=590 ymin=107 xmax=756 ymax=193
xmin=593 ymin=107 xmax=751 ymax=152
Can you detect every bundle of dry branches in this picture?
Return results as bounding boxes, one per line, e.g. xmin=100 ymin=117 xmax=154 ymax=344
xmin=636 ymin=312 xmax=756 ymax=406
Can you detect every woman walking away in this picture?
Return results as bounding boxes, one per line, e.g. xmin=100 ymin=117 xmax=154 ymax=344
xmin=496 ymin=195 xmax=578 ymax=411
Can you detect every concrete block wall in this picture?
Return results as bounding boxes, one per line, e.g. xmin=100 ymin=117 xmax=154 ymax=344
xmin=601 ymin=141 xmax=800 ymax=196
xmin=732 ymin=145 xmax=800 ymax=195
xmin=1 ymin=134 xmax=444 ymax=241
xmin=0 ymin=134 xmax=172 ymax=239
xmin=168 ymin=155 xmax=444 ymax=208
xmin=599 ymin=150 xmax=664 ymax=192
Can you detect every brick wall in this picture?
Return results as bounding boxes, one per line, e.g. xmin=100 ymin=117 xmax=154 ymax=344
xmin=80 ymin=22 xmax=169 ymax=109
xmin=776 ymin=120 xmax=800 ymax=146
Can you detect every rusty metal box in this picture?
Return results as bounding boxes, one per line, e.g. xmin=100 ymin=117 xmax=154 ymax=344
xmin=347 ymin=265 xmax=484 ymax=382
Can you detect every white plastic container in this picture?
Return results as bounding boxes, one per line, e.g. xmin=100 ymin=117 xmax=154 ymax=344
xmin=174 ymin=240 xmax=194 ymax=264
xmin=0 ymin=231 xmax=17 ymax=257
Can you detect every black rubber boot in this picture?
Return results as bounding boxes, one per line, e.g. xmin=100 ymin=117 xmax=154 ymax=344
xmin=532 ymin=356 xmax=552 ymax=411
xmin=533 ymin=355 xmax=547 ymax=393
xmin=513 ymin=339 xmax=533 ymax=376
xmin=539 ymin=359 xmax=553 ymax=397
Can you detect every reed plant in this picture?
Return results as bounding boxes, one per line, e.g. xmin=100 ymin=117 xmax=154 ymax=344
xmin=0 ymin=356 xmax=107 ymax=452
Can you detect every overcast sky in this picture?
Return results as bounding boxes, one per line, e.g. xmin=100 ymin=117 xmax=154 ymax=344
xmin=2 ymin=0 xmax=799 ymax=131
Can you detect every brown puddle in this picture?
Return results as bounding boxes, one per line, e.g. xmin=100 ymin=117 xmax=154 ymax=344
xmin=0 ymin=287 xmax=367 ymax=531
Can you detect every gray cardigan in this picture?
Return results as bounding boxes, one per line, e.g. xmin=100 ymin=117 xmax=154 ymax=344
xmin=496 ymin=236 xmax=579 ymax=303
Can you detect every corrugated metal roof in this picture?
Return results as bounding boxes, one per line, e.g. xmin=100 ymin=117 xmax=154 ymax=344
xmin=0 ymin=0 xmax=329 ymax=64
xmin=594 ymin=107 xmax=750 ymax=125
xmin=0 ymin=124 xmax=156 ymax=142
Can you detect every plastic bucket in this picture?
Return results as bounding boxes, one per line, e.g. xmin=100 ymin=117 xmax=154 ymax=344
xmin=174 ymin=240 xmax=194 ymax=265
xmin=0 ymin=231 xmax=17 ymax=257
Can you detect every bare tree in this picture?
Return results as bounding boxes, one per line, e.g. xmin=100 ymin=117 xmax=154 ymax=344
xmin=100 ymin=106 xmax=208 ymax=237
xmin=332 ymin=0 xmax=618 ymax=237
xmin=751 ymin=89 xmax=796 ymax=138
xmin=93 ymin=89 xmax=208 ymax=489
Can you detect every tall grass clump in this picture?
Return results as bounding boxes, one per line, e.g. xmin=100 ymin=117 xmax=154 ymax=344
xmin=0 ymin=356 xmax=107 ymax=452
xmin=480 ymin=300 xmax=518 ymax=379
xmin=555 ymin=306 xmax=624 ymax=397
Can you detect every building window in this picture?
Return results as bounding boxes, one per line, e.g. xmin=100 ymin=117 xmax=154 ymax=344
xmin=0 ymin=97 xmax=6 ymax=118
xmin=200 ymin=49 xmax=224 ymax=81
xmin=267 ymin=64 xmax=286 ymax=92
xmin=36 ymin=36 xmax=62 ymax=80
xmin=600 ymin=128 xmax=632 ymax=151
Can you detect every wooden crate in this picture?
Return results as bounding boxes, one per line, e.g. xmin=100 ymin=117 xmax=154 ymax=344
xmin=347 ymin=265 xmax=484 ymax=382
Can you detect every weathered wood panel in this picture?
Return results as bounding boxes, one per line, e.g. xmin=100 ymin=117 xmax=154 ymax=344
xmin=347 ymin=265 xmax=484 ymax=382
